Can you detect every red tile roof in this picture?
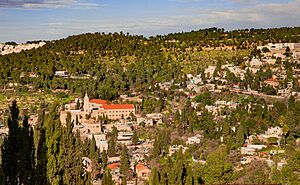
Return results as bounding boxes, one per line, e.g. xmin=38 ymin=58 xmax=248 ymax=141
xmin=102 ymin=104 xmax=134 ymax=110
xmin=89 ymin=99 xmax=108 ymax=105
xmin=136 ymin=163 xmax=150 ymax=171
xmin=107 ymin=163 xmax=120 ymax=170
xmin=264 ymin=77 xmax=279 ymax=82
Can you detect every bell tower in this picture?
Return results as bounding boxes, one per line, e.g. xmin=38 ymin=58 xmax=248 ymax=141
xmin=84 ymin=92 xmax=89 ymax=114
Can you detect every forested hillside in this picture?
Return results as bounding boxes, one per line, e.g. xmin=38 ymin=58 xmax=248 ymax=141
xmin=1 ymin=27 xmax=300 ymax=185
xmin=0 ymin=27 xmax=299 ymax=99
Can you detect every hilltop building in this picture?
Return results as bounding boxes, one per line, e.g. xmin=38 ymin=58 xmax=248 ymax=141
xmin=60 ymin=93 xmax=135 ymax=128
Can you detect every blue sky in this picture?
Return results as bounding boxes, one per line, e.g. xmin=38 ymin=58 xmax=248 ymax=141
xmin=0 ymin=0 xmax=299 ymax=43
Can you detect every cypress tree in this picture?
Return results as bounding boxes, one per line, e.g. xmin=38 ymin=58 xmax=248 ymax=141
xmin=150 ymin=168 xmax=160 ymax=185
xmin=19 ymin=116 xmax=35 ymax=185
xmin=89 ymin=135 xmax=97 ymax=160
xmin=2 ymin=100 xmax=20 ymax=185
xmin=236 ymin=125 xmax=245 ymax=147
xmin=132 ymin=129 xmax=138 ymax=146
xmin=102 ymin=168 xmax=114 ymax=185
xmin=108 ymin=127 xmax=118 ymax=157
xmin=120 ymin=146 xmax=130 ymax=177
xmin=121 ymin=176 xmax=127 ymax=185
xmin=44 ymin=103 xmax=64 ymax=185
xmin=90 ymin=135 xmax=99 ymax=181
xmin=35 ymin=110 xmax=48 ymax=185
xmin=61 ymin=112 xmax=84 ymax=185
xmin=101 ymin=150 xmax=108 ymax=167
xmin=2 ymin=101 xmax=35 ymax=185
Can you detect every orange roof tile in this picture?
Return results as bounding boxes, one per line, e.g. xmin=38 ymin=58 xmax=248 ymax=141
xmin=136 ymin=163 xmax=150 ymax=171
xmin=102 ymin=104 xmax=134 ymax=110
xmin=107 ymin=163 xmax=120 ymax=170
xmin=89 ymin=99 xmax=108 ymax=105
xmin=264 ymin=78 xmax=279 ymax=82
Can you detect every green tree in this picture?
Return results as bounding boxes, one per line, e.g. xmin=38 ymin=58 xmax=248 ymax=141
xmin=2 ymin=100 xmax=21 ymax=185
xmin=108 ymin=129 xmax=117 ymax=157
xmin=132 ymin=129 xmax=138 ymax=146
xmin=76 ymin=99 xmax=81 ymax=110
xmin=2 ymin=101 xmax=35 ymax=185
xmin=120 ymin=146 xmax=130 ymax=177
xmin=235 ymin=124 xmax=245 ymax=147
xmin=262 ymin=47 xmax=270 ymax=53
xmin=282 ymin=149 xmax=300 ymax=184
xmin=203 ymin=148 xmax=233 ymax=184
xmin=61 ymin=112 xmax=84 ymax=184
xmin=101 ymin=150 xmax=108 ymax=167
xmin=150 ymin=168 xmax=160 ymax=185
xmin=102 ymin=168 xmax=114 ymax=185
xmin=44 ymin=103 xmax=64 ymax=184
xmin=90 ymin=135 xmax=98 ymax=160
xmin=19 ymin=115 xmax=35 ymax=185
xmin=238 ymin=160 xmax=272 ymax=184
xmin=35 ymin=110 xmax=48 ymax=185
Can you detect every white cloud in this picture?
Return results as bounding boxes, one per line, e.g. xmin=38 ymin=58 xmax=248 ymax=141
xmin=1 ymin=0 xmax=300 ymax=42
xmin=0 ymin=0 xmax=106 ymax=9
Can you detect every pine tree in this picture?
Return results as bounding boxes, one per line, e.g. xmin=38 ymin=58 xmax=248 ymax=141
xmin=282 ymin=149 xmax=300 ymax=184
xmin=203 ymin=148 xmax=233 ymax=184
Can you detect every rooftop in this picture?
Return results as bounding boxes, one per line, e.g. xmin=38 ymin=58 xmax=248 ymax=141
xmin=89 ymin=99 xmax=108 ymax=105
xmin=107 ymin=163 xmax=120 ymax=170
xmin=102 ymin=104 xmax=134 ymax=110
xmin=264 ymin=77 xmax=279 ymax=82
xmin=136 ymin=163 xmax=150 ymax=171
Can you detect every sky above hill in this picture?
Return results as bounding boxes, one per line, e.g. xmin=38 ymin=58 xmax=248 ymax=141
xmin=0 ymin=0 xmax=299 ymax=43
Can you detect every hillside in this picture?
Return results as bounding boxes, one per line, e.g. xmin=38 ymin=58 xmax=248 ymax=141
xmin=0 ymin=27 xmax=299 ymax=99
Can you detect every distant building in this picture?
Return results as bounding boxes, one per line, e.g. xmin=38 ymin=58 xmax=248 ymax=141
xmin=83 ymin=93 xmax=135 ymax=120
xmin=264 ymin=77 xmax=279 ymax=87
xmin=117 ymin=131 xmax=133 ymax=145
xmin=186 ymin=135 xmax=202 ymax=145
xmin=205 ymin=66 xmax=216 ymax=79
xmin=55 ymin=71 xmax=69 ymax=78
xmin=136 ymin=163 xmax=151 ymax=181
xmin=278 ymin=89 xmax=290 ymax=97
xmin=90 ymin=134 xmax=108 ymax=152
xmin=107 ymin=163 xmax=120 ymax=182
xmin=241 ymin=144 xmax=267 ymax=155
xmin=168 ymin=145 xmax=188 ymax=156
